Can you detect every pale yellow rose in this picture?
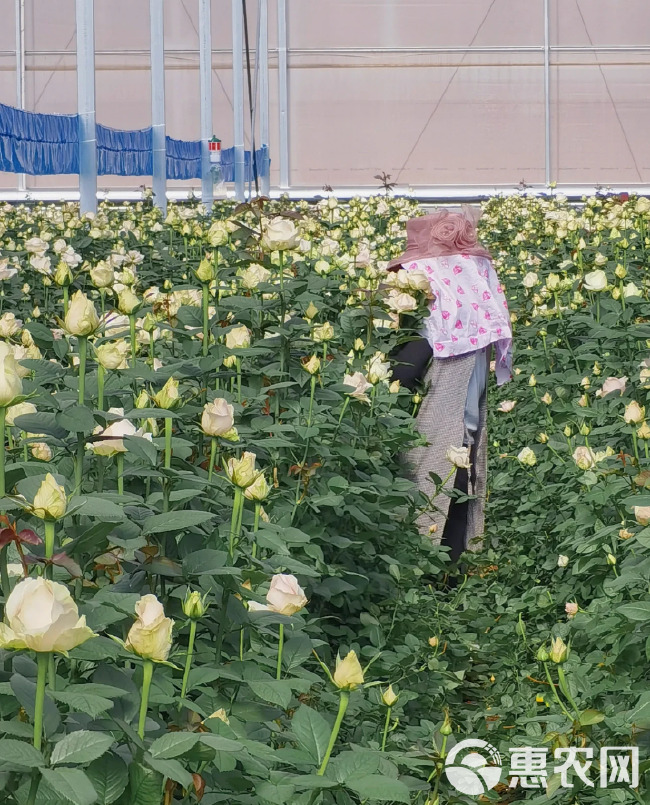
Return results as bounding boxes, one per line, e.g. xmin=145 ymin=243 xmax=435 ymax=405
xmin=90 ymin=262 xmax=114 ymax=288
xmin=302 ymin=355 xmax=321 ymax=375
xmin=124 ymin=594 xmax=173 ymax=662
xmin=624 ymin=401 xmax=645 ymax=424
xmin=95 ymin=340 xmax=130 ymax=370
xmin=64 ymin=291 xmax=99 ymax=336
xmin=201 ymin=399 xmax=234 ymax=437
xmin=572 ymin=446 xmax=596 ymax=471
xmin=153 ymin=377 xmax=180 ymax=410
xmin=117 ymin=288 xmax=141 ymax=315
xmin=0 ymin=578 xmax=95 ymax=653
xmin=333 ymin=650 xmax=365 ymax=690
xmin=239 ymin=264 xmax=271 ymax=289
xmin=549 ymin=636 xmax=568 ymax=664
xmin=225 ymin=325 xmax=251 ymax=350
xmin=518 ymin=447 xmax=537 ymax=467
xmin=266 ymin=574 xmax=307 ymax=616
xmin=6 ymin=401 xmax=36 ymax=427
xmin=243 ymin=473 xmax=271 ymax=501
xmin=634 ymin=505 xmax=650 ymax=526
xmin=381 ymin=685 xmax=399 ymax=707
xmin=366 ymin=352 xmax=391 ymax=385
xmin=260 ymin=217 xmax=299 ymax=251
xmin=0 ymin=313 xmax=22 ymax=338
xmin=195 ymin=258 xmax=216 ymax=283
xmin=32 ymin=473 xmax=67 ymax=520
xmin=342 ymin=372 xmax=372 ymax=403
xmin=312 ymin=322 xmax=334 ymax=343
xmin=225 ymin=451 xmax=260 ymax=488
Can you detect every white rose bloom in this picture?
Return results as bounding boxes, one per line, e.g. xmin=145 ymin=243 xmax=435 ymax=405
xmin=583 ymin=269 xmax=608 ymax=292
xmin=446 ymin=446 xmax=471 ymax=469
xmin=260 ymin=217 xmax=299 ymax=251
xmin=342 ymin=371 xmax=372 ymax=403
xmin=366 ymin=352 xmax=392 ymax=385
xmin=266 ymin=574 xmax=308 ymax=616
xmin=0 ymin=313 xmax=22 ymax=338
xmin=0 ymin=578 xmax=96 ymax=653
xmin=0 ymin=341 xmax=23 ymax=406
xmin=201 ymin=398 xmax=235 ymax=437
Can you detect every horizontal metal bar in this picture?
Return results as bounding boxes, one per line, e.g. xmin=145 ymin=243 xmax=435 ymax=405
xmin=1 ymin=43 xmax=650 ymax=58
xmin=1 ymin=185 xmax=649 ymax=205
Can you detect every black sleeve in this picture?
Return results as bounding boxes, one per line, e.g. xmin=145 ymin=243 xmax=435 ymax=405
xmin=389 ymin=338 xmax=433 ymax=391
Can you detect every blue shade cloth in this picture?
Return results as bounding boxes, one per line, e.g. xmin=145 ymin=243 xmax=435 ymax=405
xmin=97 ymin=124 xmax=152 ymax=176
xmin=0 ymin=102 xmax=269 ymax=180
xmin=0 ymin=103 xmax=78 ymax=174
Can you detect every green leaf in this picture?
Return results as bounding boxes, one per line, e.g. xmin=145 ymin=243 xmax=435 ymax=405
xmin=51 ymin=689 xmax=114 ymax=719
xmin=123 ymin=435 xmax=158 ymax=465
xmin=330 ymin=750 xmax=381 ymax=783
xmin=148 ymin=731 xmax=200 ymax=759
xmin=123 ymin=763 xmax=162 ymax=805
xmin=291 ymin=705 xmax=331 ymax=765
xmin=579 ymin=709 xmax=605 ymax=726
xmin=247 ymin=678 xmax=293 ymax=709
xmin=85 ymin=754 xmax=129 ymax=805
xmin=282 ymin=636 xmax=313 ymax=672
xmin=10 ymin=673 xmax=60 ymax=738
xmin=51 ymin=730 xmax=114 ymax=766
xmin=13 ymin=413 xmax=68 ymax=440
xmin=40 ymin=768 xmax=98 ymax=805
xmin=0 ymin=738 xmax=45 ymax=769
xmin=255 ymin=781 xmax=297 ymax=804
xmin=617 ymin=601 xmax=650 ymax=621
xmin=142 ymin=510 xmax=215 ymax=534
xmin=183 ymin=549 xmax=240 ymax=576
xmin=347 ymin=775 xmax=411 ymax=803
xmin=68 ymin=496 xmax=125 ymax=522
xmin=56 ymin=406 xmax=97 ymax=434
xmin=145 ymin=755 xmax=193 ymax=789
xmin=198 ymin=733 xmax=243 ymax=753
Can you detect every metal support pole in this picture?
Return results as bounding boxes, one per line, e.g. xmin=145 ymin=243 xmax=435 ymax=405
xmin=199 ymin=0 xmax=213 ymax=209
xmin=232 ymin=0 xmax=245 ymax=201
xmin=544 ymin=0 xmax=551 ymax=185
xmin=15 ymin=0 xmax=25 ymax=192
xmin=259 ymin=0 xmax=270 ymax=195
xmin=150 ymin=0 xmax=166 ymax=215
xmin=277 ymin=0 xmax=289 ymax=189
xmin=76 ymin=0 xmax=97 ymax=214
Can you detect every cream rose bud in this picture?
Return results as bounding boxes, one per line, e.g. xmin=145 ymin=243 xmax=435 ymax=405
xmin=0 ymin=577 xmax=95 ymax=653
xmin=0 ymin=342 xmax=24 ymax=407
xmin=225 ymin=451 xmax=260 ymax=488
xmin=225 ymin=325 xmax=251 ymax=350
xmin=153 ymin=377 xmax=180 ymax=410
xmin=302 ymin=355 xmax=321 ymax=375
xmin=549 ymin=636 xmax=569 ymax=664
xmin=266 ymin=573 xmax=308 ymax=616
xmin=239 ymin=263 xmax=271 ymax=289
xmin=125 ymin=594 xmax=173 ymax=662
xmin=389 ymin=380 xmax=401 ymax=394
xmin=583 ymin=269 xmax=608 ymax=292
xmin=381 ymin=684 xmax=399 ymax=707
xmin=366 ymin=352 xmax=391 ymax=385
xmin=6 ymin=401 xmax=37 ymax=427
xmin=637 ymin=421 xmax=650 ymax=440
xmin=95 ymin=340 xmax=129 ymax=371
xmin=343 ymin=371 xmax=372 ymax=403
xmin=117 ymin=288 xmax=141 ymax=315
xmin=634 ymin=505 xmax=650 ymax=525
xmin=304 ymin=302 xmax=318 ymax=321
xmin=565 ymin=602 xmax=578 ymax=618
xmin=244 ymin=473 xmax=271 ymax=501
xmin=54 ymin=262 xmax=73 ymax=287
xmin=201 ymin=398 xmax=234 ymax=437
xmin=572 ymin=446 xmax=596 ymax=471
xmin=31 ymin=473 xmax=67 ymax=519
xmin=557 ymin=554 xmax=569 ymax=568
xmin=546 ymin=273 xmax=561 ymax=291
xmin=207 ymin=220 xmax=229 ymax=247
xmin=406 ymin=270 xmax=431 ymax=293
xmin=593 ymin=252 xmax=608 ymax=266
xmin=624 ymin=401 xmax=645 ymax=424
xmin=597 ymin=376 xmax=627 ymax=398
xmin=0 ymin=312 xmax=22 ymax=338
xmin=446 ymin=446 xmax=471 ymax=469
xmin=260 ymin=217 xmax=299 ymax=251
xmin=89 ymin=410 xmax=153 ymax=456
xmin=517 ymin=447 xmax=537 ymax=467
xmin=31 ymin=442 xmax=53 ymax=462
xmin=522 ymin=271 xmax=539 ymax=288
xmin=182 ymin=590 xmax=208 ymax=620
xmin=386 ymin=290 xmax=417 ymax=314
xmin=333 ymin=650 xmax=365 ymax=691
xmin=312 ymin=322 xmax=334 ymax=343
xmin=64 ymin=291 xmax=99 ymax=336
xmin=90 ymin=262 xmax=114 ymax=288
xmin=195 ymin=257 xmax=216 ymax=284
xmin=498 ymin=400 xmax=516 ymax=413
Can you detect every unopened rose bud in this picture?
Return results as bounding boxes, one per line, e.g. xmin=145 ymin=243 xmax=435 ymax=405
xmin=536 ymin=645 xmax=549 ymax=662
xmin=183 ymin=590 xmax=208 ymax=620
xmin=564 ymin=425 xmax=572 ymax=438
xmin=440 ymin=710 xmax=453 ymax=736
xmin=381 ymin=685 xmax=399 ymax=707
xmin=528 ymin=374 xmax=537 ymax=387
xmin=354 ymin=338 xmax=365 ymax=351
xmin=579 ymin=423 xmax=591 ymax=436
xmin=615 ymin=264 xmax=627 ymax=279
xmin=538 ymin=432 xmax=549 ymax=444
xmin=619 ymin=528 xmax=633 ymax=540
xmin=606 ymin=553 xmax=617 ymax=566
xmin=565 ymin=602 xmax=578 ymax=618
xmin=428 ymin=636 xmax=439 ymax=648
xmin=549 ymin=636 xmax=569 ymax=664
xmin=304 ymin=302 xmax=318 ymax=320
xmin=302 ymin=355 xmax=321 ymax=375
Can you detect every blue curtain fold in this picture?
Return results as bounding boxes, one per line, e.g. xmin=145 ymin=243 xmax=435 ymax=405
xmin=0 ymin=102 xmax=269 ymax=181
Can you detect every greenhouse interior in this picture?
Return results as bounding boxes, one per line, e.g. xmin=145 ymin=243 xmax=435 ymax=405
xmin=0 ymin=2 xmax=648 ymax=804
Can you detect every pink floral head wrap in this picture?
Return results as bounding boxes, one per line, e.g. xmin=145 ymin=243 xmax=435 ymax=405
xmin=387 ymin=206 xmax=492 ymax=270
